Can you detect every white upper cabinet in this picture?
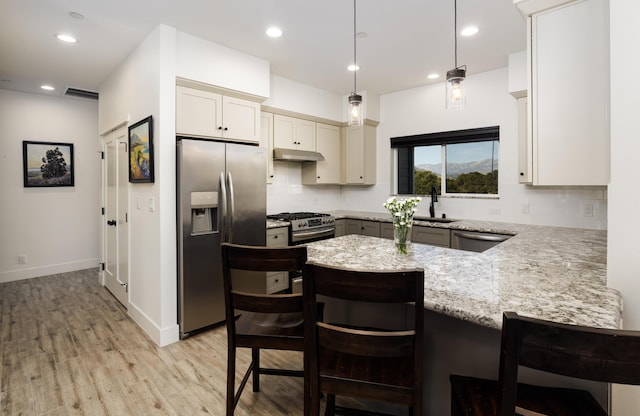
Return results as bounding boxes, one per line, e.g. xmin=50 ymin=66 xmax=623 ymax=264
xmin=527 ymin=0 xmax=610 ymax=186
xmin=176 ymin=85 xmax=260 ymax=144
xmin=342 ymin=124 xmax=376 ymax=185
xmin=302 ymin=123 xmax=341 ymax=185
xmin=273 ymin=114 xmax=316 ymax=152
xmin=222 ymin=96 xmax=261 ymax=143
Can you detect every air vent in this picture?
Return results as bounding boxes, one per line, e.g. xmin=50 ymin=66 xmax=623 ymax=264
xmin=64 ymin=87 xmax=99 ymax=100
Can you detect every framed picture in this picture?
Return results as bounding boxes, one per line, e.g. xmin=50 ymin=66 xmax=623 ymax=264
xmin=128 ymin=115 xmax=154 ymax=183
xmin=23 ymin=140 xmax=74 ymax=187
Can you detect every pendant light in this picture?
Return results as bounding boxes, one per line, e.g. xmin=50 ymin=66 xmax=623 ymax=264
xmin=348 ymin=0 xmax=363 ymax=126
xmin=446 ymin=0 xmax=466 ymax=110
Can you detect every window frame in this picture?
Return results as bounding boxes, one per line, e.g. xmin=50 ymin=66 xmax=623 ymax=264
xmin=391 ymin=126 xmax=500 ymax=196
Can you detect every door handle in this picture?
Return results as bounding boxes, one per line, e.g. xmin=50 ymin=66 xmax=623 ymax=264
xmin=107 ymin=219 xmax=117 ymax=226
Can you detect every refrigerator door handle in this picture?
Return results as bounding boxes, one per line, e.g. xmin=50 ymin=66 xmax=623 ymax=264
xmin=218 ymin=171 xmax=228 ymax=243
xmin=226 ymin=172 xmax=235 ymax=243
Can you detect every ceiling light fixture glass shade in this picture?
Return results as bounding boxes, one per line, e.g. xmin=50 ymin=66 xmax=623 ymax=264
xmin=347 ymin=0 xmax=363 ymax=126
xmin=446 ymin=0 xmax=466 ymax=110
xmin=446 ymin=66 xmax=466 ymax=110
xmin=348 ymin=92 xmax=363 ymax=126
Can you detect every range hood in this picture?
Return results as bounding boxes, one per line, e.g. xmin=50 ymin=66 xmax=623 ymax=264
xmin=273 ymin=148 xmax=325 ymax=162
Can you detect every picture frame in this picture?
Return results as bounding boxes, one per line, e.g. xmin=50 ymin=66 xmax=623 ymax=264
xmin=128 ymin=115 xmax=154 ymax=183
xmin=23 ymin=140 xmax=74 ymax=187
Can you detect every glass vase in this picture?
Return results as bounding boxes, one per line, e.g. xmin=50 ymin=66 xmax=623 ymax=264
xmin=394 ymin=224 xmax=412 ymax=255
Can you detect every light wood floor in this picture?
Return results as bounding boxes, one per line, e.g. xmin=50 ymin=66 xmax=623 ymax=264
xmin=0 ymin=269 xmax=378 ymax=415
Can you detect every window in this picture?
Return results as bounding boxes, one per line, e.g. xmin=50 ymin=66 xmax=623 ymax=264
xmin=391 ymin=126 xmax=499 ymax=196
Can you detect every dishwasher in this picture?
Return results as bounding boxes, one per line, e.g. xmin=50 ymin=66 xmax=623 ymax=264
xmin=451 ymin=230 xmax=512 ymax=253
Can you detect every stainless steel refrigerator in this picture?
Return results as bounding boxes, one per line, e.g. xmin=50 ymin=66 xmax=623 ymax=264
xmin=177 ymin=137 xmax=266 ymax=338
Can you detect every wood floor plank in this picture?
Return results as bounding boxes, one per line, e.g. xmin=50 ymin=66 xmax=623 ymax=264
xmin=127 ymin=378 xmax=176 ymax=416
xmin=0 ymin=384 xmax=34 ymax=416
xmin=89 ymin=364 xmax=141 ymax=415
xmin=31 ymin=373 xmax=64 ymax=415
xmin=55 ymin=357 xmax=108 ymax=416
xmin=1 ymin=340 xmax=30 ymax=393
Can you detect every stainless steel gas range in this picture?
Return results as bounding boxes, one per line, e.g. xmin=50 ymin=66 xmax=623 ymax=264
xmin=266 ymin=212 xmax=336 ymax=293
xmin=267 ymin=212 xmax=336 ymax=245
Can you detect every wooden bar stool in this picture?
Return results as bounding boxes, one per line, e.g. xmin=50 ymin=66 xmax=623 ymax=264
xmin=450 ymin=311 xmax=640 ymax=415
xmin=303 ymin=261 xmax=425 ymax=416
xmin=221 ymin=242 xmax=307 ymax=416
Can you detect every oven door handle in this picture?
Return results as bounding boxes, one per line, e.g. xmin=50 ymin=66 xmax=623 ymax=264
xmin=292 ymin=228 xmax=335 ymax=241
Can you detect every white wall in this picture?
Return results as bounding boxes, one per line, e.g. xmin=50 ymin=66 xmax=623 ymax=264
xmin=176 ymin=31 xmax=270 ymax=98
xmin=608 ymin=0 xmax=640 ymax=413
xmin=340 ymin=68 xmax=607 ymax=229
xmin=99 ymin=24 xmax=178 ymax=346
xmin=264 ymin=75 xmax=343 ymax=120
xmin=0 ymin=89 xmax=100 ymax=283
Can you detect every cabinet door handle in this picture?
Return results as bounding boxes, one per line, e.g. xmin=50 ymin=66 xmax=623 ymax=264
xmin=224 ymin=127 xmax=228 ymax=131
xmin=218 ymin=126 xmax=223 ymax=130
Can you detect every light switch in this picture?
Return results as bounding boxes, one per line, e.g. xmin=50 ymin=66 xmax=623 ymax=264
xmin=149 ymin=197 xmax=155 ymax=212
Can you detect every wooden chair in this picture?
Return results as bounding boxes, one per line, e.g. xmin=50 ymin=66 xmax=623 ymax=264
xmin=302 ymin=261 xmax=425 ymax=416
xmin=221 ymin=242 xmax=307 ymax=416
xmin=450 ymin=311 xmax=640 ymax=415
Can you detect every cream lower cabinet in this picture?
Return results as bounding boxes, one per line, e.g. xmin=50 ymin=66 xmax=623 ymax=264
xmin=342 ymin=124 xmax=376 ymax=185
xmin=344 ymin=219 xmax=380 ymax=237
xmin=265 ymin=227 xmax=289 ymax=293
xmin=380 ymin=222 xmax=395 ymax=239
xmin=412 ymin=226 xmax=450 ymax=248
xmin=176 ymin=85 xmax=260 ymax=143
xmin=335 ymin=219 xmax=346 ymax=237
xmin=336 ymin=218 xmax=451 ymax=247
xmin=526 ymin=0 xmax=609 ymax=186
xmin=273 ymin=114 xmax=316 ymax=151
xmin=302 ymin=123 xmax=341 ymax=185
xmin=234 ymin=227 xmax=289 ymax=294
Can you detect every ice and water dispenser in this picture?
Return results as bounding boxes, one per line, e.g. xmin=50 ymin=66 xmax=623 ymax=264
xmin=190 ymin=191 xmax=218 ymax=234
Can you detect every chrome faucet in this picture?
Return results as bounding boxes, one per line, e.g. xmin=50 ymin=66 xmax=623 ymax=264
xmin=429 ymin=186 xmax=438 ymax=218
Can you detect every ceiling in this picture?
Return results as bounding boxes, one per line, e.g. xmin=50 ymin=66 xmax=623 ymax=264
xmin=0 ymin=0 xmax=526 ymax=99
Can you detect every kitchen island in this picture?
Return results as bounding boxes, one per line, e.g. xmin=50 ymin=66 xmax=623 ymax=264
xmin=304 ymin=223 xmax=621 ymax=415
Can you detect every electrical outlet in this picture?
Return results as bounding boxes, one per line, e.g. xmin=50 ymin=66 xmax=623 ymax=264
xmin=18 ymin=254 xmax=27 ymax=264
xmin=521 ymin=202 xmax=530 ymax=214
xmin=583 ymin=204 xmax=594 ymax=217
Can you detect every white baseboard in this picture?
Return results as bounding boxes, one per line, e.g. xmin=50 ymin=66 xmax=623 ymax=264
xmin=0 ymin=259 xmax=100 ymax=284
xmin=127 ymin=301 xmax=180 ymax=347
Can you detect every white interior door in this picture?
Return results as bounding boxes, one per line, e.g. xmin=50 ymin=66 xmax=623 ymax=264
xmin=103 ymin=127 xmax=129 ymax=307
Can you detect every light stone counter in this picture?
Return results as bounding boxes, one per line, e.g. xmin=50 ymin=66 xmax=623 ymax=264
xmin=307 ymin=211 xmax=621 ymax=331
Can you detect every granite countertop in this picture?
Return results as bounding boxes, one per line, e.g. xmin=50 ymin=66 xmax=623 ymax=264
xmin=305 ymin=210 xmax=622 ymax=331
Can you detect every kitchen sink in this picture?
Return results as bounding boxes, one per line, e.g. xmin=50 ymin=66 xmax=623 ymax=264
xmin=413 ymin=216 xmax=457 ymax=223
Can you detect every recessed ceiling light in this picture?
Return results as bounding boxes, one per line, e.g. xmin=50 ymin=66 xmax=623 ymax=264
xmin=347 ymin=64 xmax=360 ymax=72
xmin=266 ymin=27 xmax=283 ymax=38
xmin=427 ymin=73 xmax=440 ymax=80
xmin=461 ymin=26 xmax=479 ymax=37
xmin=41 ymin=85 xmax=55 ymax=91
xmin=56 ymin=34 xmax=77 ymax=43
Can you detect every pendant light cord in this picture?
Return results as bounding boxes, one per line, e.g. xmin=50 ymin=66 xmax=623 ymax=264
xmin=353 ymin=0 xmax=357 ymax=93
xmin=454 ymin=0 xmax=458 ymax=69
